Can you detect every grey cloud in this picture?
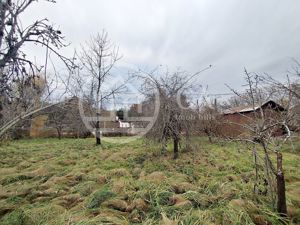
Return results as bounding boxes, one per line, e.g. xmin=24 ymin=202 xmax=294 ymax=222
xmin=21 ymin=0 xmax=300 ymax=95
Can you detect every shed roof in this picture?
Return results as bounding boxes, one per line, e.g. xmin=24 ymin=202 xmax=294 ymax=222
xmin=223 ymin=100 xmax=285 ymax=115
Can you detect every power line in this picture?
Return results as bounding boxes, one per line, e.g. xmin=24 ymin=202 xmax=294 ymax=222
xmin=100 ymin=91 xmax=234 ymax=96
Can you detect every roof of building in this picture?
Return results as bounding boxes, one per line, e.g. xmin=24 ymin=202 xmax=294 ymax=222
xmin=223 ymin=100 xmax=285 ymax=115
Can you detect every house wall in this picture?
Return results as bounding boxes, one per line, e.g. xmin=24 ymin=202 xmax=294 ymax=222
xmin=30 ymin=115 xmax=53 ymax=138
xmin=219 ymin=108 xmax=284 ymax=138
xmin=30 ymin=114 xmax=91 ymax=138
xmin=219 ymin=112 xmax=253 ymax=138
xmin=29 ymin=98 xmax=93 ymax=138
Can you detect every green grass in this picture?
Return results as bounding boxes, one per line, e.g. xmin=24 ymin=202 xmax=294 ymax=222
xmin=0 ymin=137 xmax=299 ymax=224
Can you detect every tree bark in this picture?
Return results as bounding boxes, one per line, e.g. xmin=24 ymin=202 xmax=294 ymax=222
xmin=173 ymin=137 xmax=179 ymax=159
xmin=253 ymin=146 xmax=259 ymax=194
xmin=95 ymin=119 xmax=101 ymax=145
xmin=161 ymin=140 xmax=167 ymax=155
xmin=208 ymin=135 xmax=212 ymax=143
xmin=276 ymin=152 xmax=287 ymax=217
xmin=95 ymin=90 xmax=101 ymax=145
xmin=57 ymin=127 xmax=62 ymax=140
xmin=0 ymin=97 xmax=3 ymax=122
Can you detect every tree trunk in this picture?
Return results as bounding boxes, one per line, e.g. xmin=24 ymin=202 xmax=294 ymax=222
xmin=77 ymin=128 xmax=80 ymax=139
xmin=95 ymin=120 xmax=101 ymax=145
xmin=57 ymin=127 xmax=62 ymax=140
xmin=0 ymin=97 xmax=3 ymax=124
xmin=185 ymin=128 xmax=191 ymax=150
xmin=204 ymin=129 xmax=212 ymax=143
xmin=173 ymin=137 xmax=179 ymax=159
xmin=276 ymin=152 xmax=287 ymax=216
xmin=95 ymin=94 xmax=101 ymax=145
xmin=253 ymin=146 xmax=259 ymax=194
xmin=161 ymin=137 xmax=167 ymax=155
xmin=208 ymin=135 xmax=212 ymax=143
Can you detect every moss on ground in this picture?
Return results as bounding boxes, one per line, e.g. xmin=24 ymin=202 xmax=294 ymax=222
xmin=0 ymin=137 xmax=299 ymax=224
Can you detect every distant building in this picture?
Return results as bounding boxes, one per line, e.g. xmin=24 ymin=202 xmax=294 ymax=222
xmin=30 ymin=99 xmax=139 ymax=138
xmin=219 ymin=100 xmax=286 ymax=137
xmin=118 ymin=119 xmax=131 ymax=128
xmin=30 ymin=96 xmax=92 ymax=138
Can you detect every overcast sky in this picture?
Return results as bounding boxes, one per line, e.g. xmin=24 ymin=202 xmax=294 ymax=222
xmin=22 ymin=0 xmax=300 ymax=97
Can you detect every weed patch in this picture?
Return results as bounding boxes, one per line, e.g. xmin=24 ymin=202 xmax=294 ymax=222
xmin=87 ymin=187 xmax=116 ymax=209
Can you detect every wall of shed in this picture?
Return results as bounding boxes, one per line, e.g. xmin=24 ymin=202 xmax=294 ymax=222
xmin=219 ymin=108 xmax=284 ymax=138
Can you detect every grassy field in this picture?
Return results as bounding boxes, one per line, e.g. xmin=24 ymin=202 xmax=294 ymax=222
xmin=0 ymin=137 xmax=299 ymax=225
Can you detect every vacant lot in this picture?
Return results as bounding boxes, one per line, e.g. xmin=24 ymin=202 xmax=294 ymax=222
xmin=0 ymin=137 xmax=299 ymax=225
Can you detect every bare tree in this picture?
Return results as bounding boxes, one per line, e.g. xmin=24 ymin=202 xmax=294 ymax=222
xmin=46 ymin=103 xmax=68 ymax=139
xmin=196 ymin=98 xmax=220 ymax=143
xmin=79 ymin=31 xmax=126 ymax=145
xmin=45 ymin=97 xmax=91 ymax=139
xmin=0 ymin=0 xmax=75 ymax=139
xmin=138 ymin=66 xmax=211 ymax=159
xmin=262 ymin=59 xmax=300 ymax=100
xmin=226 ymin=70 xmax=296 ymax=217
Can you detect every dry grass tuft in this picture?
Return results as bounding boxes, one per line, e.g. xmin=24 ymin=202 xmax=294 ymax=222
xmin=144 ymin=171 xmax=166 ymax=183
xmin=0 ymin=137 xmax=299 ymax=224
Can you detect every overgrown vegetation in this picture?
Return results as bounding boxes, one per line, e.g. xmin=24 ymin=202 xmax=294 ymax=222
xmin=0 ymin=137 xmax=299 ymax=224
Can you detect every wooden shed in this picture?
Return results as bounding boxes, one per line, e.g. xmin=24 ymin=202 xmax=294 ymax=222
xmin=219 ymin=100 xmax=285 ymax=138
